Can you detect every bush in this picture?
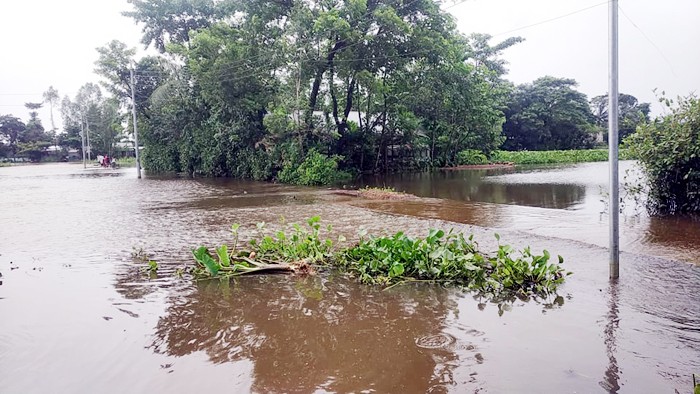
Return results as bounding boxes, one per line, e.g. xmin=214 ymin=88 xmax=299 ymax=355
xmin=277 ymin=148 xmax=351 ymax=186
xmin=456 ymin=149 xmax=489 ymax=165
xmin=625 ymin=95 xmax=700 ymax=214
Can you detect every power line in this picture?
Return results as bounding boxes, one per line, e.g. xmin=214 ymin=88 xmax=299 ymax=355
xmin=618 ymin=4 xmax=677 ymax=78
xmin=493 ymin=0 xmax=608 ymax=37
xmin=133 ymin=0 xmax=615 ymax=85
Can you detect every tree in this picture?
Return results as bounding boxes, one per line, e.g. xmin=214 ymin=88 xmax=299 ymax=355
xmin=94 ymin=40 xmax=136 ymax=102
xmin=43 ymin=86 xmax=60 ymax=134
xmin=466 ymin=33 xmax=524 ymax=78
xmin=590 ymin=93 xmax=651 ymax=143
xmin=503 ymin=77 xmax=596 ymax=151
xmin=22 ymin=103 xmax=48 ymax=143
xmin=118 ymin=0 xmax=521 ymax=180
xmin=123 ymin=0 xmax=227 ymax=52
xmin=94 ymin=40 xmax=168 ymax=120
xmin=59 ymin=96 xmax=85 ymax=154
xmin=0 ymin=115 xmax=26 ymax=157
xmin=626 ymin=95 xmax=700 ymax=214
xmin=62 ymin=84 xmax=124 ymax=158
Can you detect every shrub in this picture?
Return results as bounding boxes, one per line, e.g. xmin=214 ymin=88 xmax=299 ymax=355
xmin=456 ymin=149 xmax=489 ymax=165
xmin=278 ymin=148 xmax=350 ymax=186
xmin=625 ymin=95 xmax=700 ymax=214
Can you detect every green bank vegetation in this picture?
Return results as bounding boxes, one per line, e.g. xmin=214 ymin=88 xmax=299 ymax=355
xmin=486 ymin=148 xmax=635 ymax=165
xmin=626 ymin=95 xmax=700 ymax=214
xmin=190 ymin=217 xmax=570 ymax=298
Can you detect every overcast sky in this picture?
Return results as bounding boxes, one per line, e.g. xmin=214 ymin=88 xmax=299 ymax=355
xmin=1 ymin=0 xmax=698 ymax=132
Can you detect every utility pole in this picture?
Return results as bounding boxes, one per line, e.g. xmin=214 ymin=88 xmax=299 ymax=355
xmin=608 ymin=0 xmax=620 ymax=279
xmin=80 ymin=114 xmax=86 ymax=169
xmin=130 ymin=67 xmax=142 ymax=179
xmin=85 ymin=111 xmax=92 ymax=162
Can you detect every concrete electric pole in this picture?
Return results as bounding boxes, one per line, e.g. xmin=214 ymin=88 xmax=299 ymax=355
xmin=130 ymin=67 xmax=142 ymax=179
xmin=608 ymin=0 xmax=620 ymax=279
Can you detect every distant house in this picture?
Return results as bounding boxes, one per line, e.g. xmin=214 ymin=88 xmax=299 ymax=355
xmin=114 ymin=141 xmax=143 ymax=158
xmin=66 ymin=149 xmax=80 ymax=160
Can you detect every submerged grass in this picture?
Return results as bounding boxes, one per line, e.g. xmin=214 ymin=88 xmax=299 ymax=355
xmin=492 ymin=149 xmax=635 ymax=165
xmin=190 ymin=217 xmax=570 ymax=299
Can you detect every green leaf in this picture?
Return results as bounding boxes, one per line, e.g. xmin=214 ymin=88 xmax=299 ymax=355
xmin=192 ymin=246 xmax=220 ymax=276
xmin=216 ymin=245 xmax=231 ymax=267
xmin=390 ymin=263 xmax=405 ymax=277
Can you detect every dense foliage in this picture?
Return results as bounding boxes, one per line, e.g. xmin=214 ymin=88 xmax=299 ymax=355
xmin=190 ymin=217 xmax=570 ymax=298
xmin=342 ymin=230 xmax=568 ymax=296
xmin=626 ymin=95 xmax=700 ymax=214
xmin=502 ymin=77 xmax=597 ymax=151
xmin=590 ymin=93 xmax=651 ymax=144
xmin=0 ymin=105 xmax=53 ymax=162
xmin=113 ymin=0 xmax=520 ymax=181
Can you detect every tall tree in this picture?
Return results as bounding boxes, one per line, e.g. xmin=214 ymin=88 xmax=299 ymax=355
xmin=123 ymin=0 xmax=228 ymax=52
xmin=94 ymin=40 xmax=168 ymax=118
xmin=503 ymin=77 xmax=596 ymax=151
xmin=43 ymin=86 xmax=60 ymax=134
xmin=590 ymin=93 xmax=651 ymax=143
xmin=466 ymin=33 xmax=524 ymax=78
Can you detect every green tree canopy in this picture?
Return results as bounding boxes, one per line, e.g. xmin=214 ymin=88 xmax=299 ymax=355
xmin=117 ymin=0 xmax=521 ymax=180
xmin=502 ymin=76 xmax=596 ymax=151
xmin=590 ymin=93 xmax=651 ymax=143
xmin=123 ymin=0 xmax=228 ymax=52
xmin=0 ymin=115 xmax=26 ymax=157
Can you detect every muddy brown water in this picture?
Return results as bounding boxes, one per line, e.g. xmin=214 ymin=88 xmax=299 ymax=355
xmin=0 ymin=163 xmax=698 ymax=393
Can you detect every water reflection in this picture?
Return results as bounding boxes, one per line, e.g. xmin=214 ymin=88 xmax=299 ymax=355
xmin=148 ymin=275 xmax=482 ymax=393
xmin=358 ymin=169 xmax=587 ymax=209
xmin=600 ymin=280 xmax=621 ymax=393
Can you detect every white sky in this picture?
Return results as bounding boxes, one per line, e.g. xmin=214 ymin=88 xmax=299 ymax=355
xmin=1 ymin=0 xmax=698 ymax=132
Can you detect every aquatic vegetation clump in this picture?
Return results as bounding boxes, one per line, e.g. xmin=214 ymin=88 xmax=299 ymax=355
xmin=357 ymin=186 xmax=414 ymax=200
xmin=191 ymin=217 xmax=334 ymax=278
xmin=341 ymin=230 xmax=569 ymax=296
xmin=190 ymin=217 xmax=570 ymax=298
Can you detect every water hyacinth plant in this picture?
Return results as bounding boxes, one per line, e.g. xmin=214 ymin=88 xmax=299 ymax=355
xmin=341 ymin=230 xmax=569 ymax=296
xmin=190 ymin=217 xmax=570 ymax=298
xmin=191 ymin=217 xmax=332 ymax=278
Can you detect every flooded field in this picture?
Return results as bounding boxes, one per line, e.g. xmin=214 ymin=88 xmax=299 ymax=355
xmin=0 ymin=163 xmax=698 ymax=393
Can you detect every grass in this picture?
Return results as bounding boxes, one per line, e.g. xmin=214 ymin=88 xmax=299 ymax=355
xmin=116 ymin=157 xmax=138 ymax=167
xmin=491 ymin=149 xmax=635 ymax=165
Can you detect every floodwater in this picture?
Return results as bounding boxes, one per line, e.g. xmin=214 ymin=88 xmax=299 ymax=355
xmin=357 ymin=161 xmax=700 ymax=264
xmin=0 ymin=163 xmax=698 ymax=393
